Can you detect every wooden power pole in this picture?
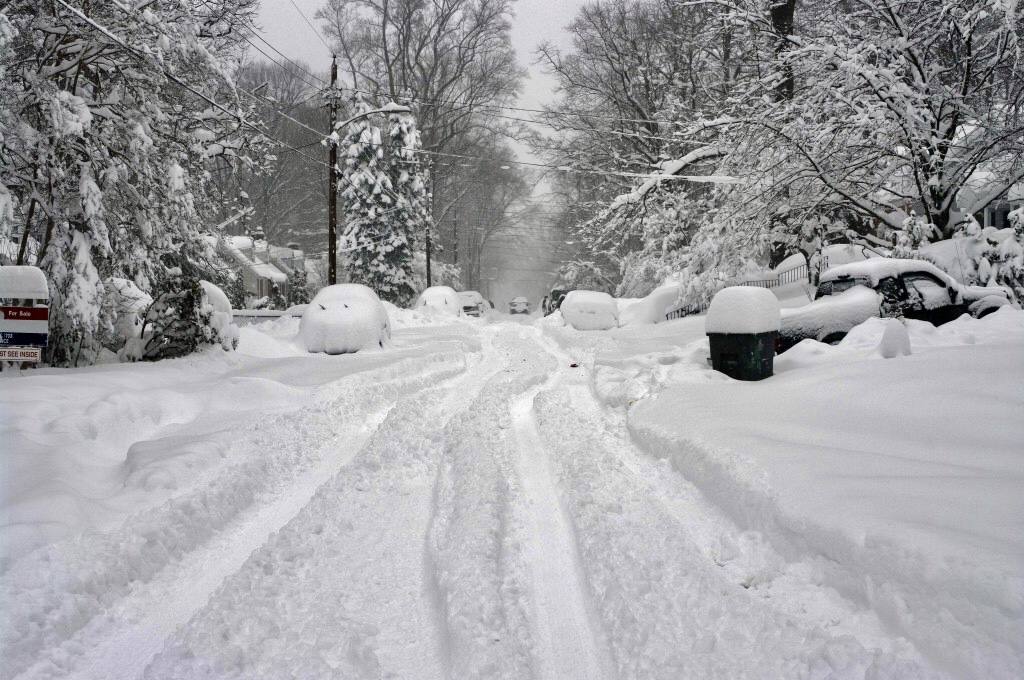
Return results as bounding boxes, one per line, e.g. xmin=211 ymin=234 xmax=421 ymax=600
xmin=327 ymin=55 xmax=338 ymax=285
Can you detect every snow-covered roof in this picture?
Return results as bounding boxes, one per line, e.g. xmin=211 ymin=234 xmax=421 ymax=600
xmin=224 ymin=235 xmax=255 ymax=251
xmin=821 ymin=258 xmax=956 ymax=287
xmin=251 ymin=261 xmax=288 ymax=284
xmin=0 ymin=265 xmax=49 ymax=299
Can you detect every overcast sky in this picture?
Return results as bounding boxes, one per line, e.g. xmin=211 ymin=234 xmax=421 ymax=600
xmin=257 ymin=0 xmax=581 ymax=111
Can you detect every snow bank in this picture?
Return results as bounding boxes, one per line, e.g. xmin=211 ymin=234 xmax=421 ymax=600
xmin=618 ymin=283 xmax=682 ymax=326
xmin=629 ymin=307 xmax=1024 ymax=677
xmin=560 ymin=290 xmax=619 ymax=330
xmin=705 ymin=286 xmax=780 ymax=334
xmin=780 ymin=286 xmax=881 ymax=343
xmin=300 ymin=284 xmax=391 ymax=354
xmin=415 ymin=285 xmax=462 ymax=316
xmin=0 ymin=265 xmax=48 ymax=299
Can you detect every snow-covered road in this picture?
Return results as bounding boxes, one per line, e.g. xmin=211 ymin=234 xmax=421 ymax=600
xmin=2 ymin=314 xmax=1021 ymax=679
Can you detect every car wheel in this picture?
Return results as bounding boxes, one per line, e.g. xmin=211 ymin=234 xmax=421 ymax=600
xmin=821 ymin=332 xmax=846 ymax=345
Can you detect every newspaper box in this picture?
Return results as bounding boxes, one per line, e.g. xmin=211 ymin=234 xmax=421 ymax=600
xmin=0 ymin=266 xmax=49 ymax=363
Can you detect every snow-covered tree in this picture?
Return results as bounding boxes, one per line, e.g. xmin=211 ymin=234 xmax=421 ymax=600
xmin=338 ymin=98 xmax=415 ymax=305
xmin=0 ymin=0 xmax=261 ymax=365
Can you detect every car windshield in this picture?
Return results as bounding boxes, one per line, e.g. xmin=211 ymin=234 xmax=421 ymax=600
xmin=816 ymin=276 xmax=869 ymax=298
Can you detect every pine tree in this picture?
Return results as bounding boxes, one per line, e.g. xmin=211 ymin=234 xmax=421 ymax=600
xmin=287 ymin=269 xmax=310 ymax=305
xmin=338 ymin=98 xmax=415 ymax=305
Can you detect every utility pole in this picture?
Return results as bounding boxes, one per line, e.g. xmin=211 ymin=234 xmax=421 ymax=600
xmin=452 ymin=206 xmax=458 ymax=267
xmin=327 ymin=55 xmax=339 ymax=285
xmin=425 ymin=229 xmax=432 ymax=286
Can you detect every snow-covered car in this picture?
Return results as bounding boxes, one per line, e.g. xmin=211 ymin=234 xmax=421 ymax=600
xmin=457 ymin=290 xmax=487 ymax=317
xmin=779 ymin=258 xmax=1013 ymax=351
xmin=300 ymin=284 xmax=391 ymax=354
xmin=560 ymin=290 xmax=619 ymax=330
xmin=508 ymin=296 xmax=531 ymax=315
xmin=415 ymin=286 xmax=462 ymax=316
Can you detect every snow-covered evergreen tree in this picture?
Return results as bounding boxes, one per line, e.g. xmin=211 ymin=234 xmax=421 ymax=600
xmin=338 ymin=97 xmax=415 ymax=305
xmin=286 ymin=269 xmax=310 ymax=306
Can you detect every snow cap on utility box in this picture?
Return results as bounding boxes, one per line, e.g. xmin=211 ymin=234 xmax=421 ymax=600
xmin=0 ymin=265 xmax=49 ymax=300
xmin=705 ymin=286 xmax=780 ymax=334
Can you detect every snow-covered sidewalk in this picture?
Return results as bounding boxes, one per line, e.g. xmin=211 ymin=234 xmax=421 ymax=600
xmin=626 ymin=309 xmax=1024 ymax=678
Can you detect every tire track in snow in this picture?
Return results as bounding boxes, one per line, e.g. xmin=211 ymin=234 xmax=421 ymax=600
xmin=528 ymin=368 xmax=934 ymax=679
xmin=510 ymin=370 xmax=617 ymax=680
xmin=139 ymin=329 xmax=505 ymax=680
xmin=5 ymin=349 xmax=471 ymax=680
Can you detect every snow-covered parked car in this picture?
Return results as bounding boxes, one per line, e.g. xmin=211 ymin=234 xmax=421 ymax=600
xmin=560 ymin=290 xmax=619 ymax=330
xmin=300 ymin=284 xmax=391 ymax=354
xmin=415 ymin=286 xmax=462 ymax=316
xmin=508 ymin=296 xmax=531 ymax=315
xmin=778 ymin=258 xmax=1014 ymax=352
xmin=457 ymin=290 xmax=487 ymax=317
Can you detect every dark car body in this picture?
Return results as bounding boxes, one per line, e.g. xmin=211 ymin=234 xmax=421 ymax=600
xmin=778 ymin=259 xmax=1012 ymax=352
xmin=543 ymin=289 xmax=569 ymax=316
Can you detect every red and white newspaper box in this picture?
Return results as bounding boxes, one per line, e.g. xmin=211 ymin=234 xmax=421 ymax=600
xmin=0 ymin=266 xmax=49 ymax=363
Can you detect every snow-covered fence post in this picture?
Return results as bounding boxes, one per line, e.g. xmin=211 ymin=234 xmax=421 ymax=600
xmin=705 ymin=287 xmax=780 ymax=381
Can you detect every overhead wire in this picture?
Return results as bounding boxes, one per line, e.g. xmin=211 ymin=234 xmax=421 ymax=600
xmin=285 ymin=0 xmax=332 ymax=52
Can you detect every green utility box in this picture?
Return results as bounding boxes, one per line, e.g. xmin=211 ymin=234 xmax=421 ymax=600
xmin=707 ymin=331 xmax=777 ymax=381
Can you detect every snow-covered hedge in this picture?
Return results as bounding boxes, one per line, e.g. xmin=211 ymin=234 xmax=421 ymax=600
xmin=300 ymin=284 xmax=391 ymax=354
xmin=561 ymin=290 xmax=619 ymax=330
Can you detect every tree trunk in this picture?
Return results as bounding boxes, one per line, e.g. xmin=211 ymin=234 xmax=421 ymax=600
xmin=770 ymin=0 xmax=797 ymax=102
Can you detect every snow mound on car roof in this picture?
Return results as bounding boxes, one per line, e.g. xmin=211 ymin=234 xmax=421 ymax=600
xmin=300 ymin=284 xmax=391 ymax=354
xmin=561 ymin=290 xmax=619 ymax=330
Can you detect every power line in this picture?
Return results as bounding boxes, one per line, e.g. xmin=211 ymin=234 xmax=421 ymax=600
xmin=238 ymin=26 xmax=325 ymax=89
xmin=285 ymin=0 xmax=332 ymax=51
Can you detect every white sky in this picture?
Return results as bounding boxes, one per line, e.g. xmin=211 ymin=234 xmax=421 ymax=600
xmin=257 ymin=0 xmax=584 ymax=303
xmin=256 ymin=0 xmax=580 ymax=110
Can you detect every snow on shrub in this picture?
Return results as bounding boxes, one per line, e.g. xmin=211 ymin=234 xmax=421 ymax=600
xmin=100 ymin=277 xmax=153 ymax=350
xmin=619 ymin=282 xmax=682 ymax=326
xmin=414 ymin=285 xmax=462 ymax=316
xmin=123 ymin=279 xmax=238 ymax=361
xmin=705 ymin=286 xmax=780 ymax=334
xmin=300 ymin=284 xmax=391 ymax=354
xmin=561 ymin=290 xmax=619 ymax=330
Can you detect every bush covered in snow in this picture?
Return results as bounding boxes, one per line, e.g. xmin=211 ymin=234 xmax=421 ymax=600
xmin=98 ymin=277 xmax=152 ymax=352
xmin=123 ymin=279 xmax=238 ymax=362
xmin=300 ymin=284 xmax=391 ymax=354
xmin=561 ymin=290 xmax=619 ymax=330
xmin=415 ymin=286 xmax=462 ymax=316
